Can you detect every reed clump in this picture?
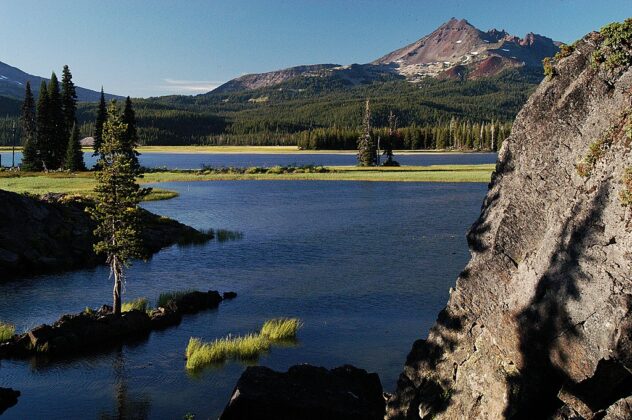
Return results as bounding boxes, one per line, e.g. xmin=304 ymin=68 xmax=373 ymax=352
xmin=185 ymin=318 xmax=302 ymax=371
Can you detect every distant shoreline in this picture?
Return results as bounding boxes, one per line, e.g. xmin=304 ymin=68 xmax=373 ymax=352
xmin=0 ymin=145 xmax=497 ymax=156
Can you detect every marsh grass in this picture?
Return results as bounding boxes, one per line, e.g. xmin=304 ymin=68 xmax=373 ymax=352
xmin=185 ymin=318 xmax=302 ymax=371
xmin=157 ymin=290 xmax=195 ymax=308
xmin=260 ymin=318 xmax=302 ymax=340
xmin=214 ymin=229 xmax=244 ymax=242
xmin=185 ymin=334 xmax=271 ymax=370
xmin=122 ymin=297 xmax=149 ymax=313
xmin=0 ymin=322 xmax=15 ymax=342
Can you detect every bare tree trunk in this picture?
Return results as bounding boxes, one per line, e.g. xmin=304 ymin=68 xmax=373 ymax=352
xmin=112 ymin=256 xmax=122 ymax=316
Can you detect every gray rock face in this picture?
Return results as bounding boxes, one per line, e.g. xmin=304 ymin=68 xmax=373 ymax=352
xmin=387 ymin=31 xmax=632 ymax=419
xmin=220 ymin=364 xmax=385 ymax=420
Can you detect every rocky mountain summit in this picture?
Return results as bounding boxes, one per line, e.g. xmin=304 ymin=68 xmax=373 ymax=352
xmin=211 ymin=18 xmax=559 ymax=94
xmin=386 ymin=22 xmax=632 ymax=420
xmin=374 ymin=18 xmax=560 ymax=81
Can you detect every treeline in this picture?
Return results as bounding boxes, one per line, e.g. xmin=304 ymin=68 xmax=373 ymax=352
xmin=1 ymin=67 xmax=539 ymax=148
xmin=19 ymin=66 xmax=85 ymax=171
xmin=15 ymin=65 xmax=140 ymax=171
xmin=200 ymin=118 xmax=511 ymax=151
xmin=76 ymin=105 xmax=226 ymax=146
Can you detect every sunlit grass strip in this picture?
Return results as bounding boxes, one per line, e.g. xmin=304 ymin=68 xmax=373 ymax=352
xmin=156 ymin=290 xmax=195 ymax=308
xmin=185 ymin=318 xmax=302 ymax=371
xmin=260 ymin=318 xmax=302 ymax=340
xmin=121 ymin=297 xmax=149 ymax=313
xmin=0 ymin=322 xmax=15 ymax=342
xmin=185 ymin=334 xmax=271 ymax=370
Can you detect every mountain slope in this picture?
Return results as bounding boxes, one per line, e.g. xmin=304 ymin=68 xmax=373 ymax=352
xmin=211 ymin=18 xmax=559 ymax=95
xmin=0 ymin=61 xmax=121 ymax=102
xmin=374 ymin=18 xmax=560 ymax=80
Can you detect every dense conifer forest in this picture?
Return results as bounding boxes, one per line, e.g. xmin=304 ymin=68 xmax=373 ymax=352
xmin=1 ymin=67 xmax=541 ymax=150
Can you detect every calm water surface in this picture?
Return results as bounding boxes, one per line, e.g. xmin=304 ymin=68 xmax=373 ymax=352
xmin=0 ymin=181 xmax=486 ymax=419
xmin=0 ymin=151 xmax=496 ymax=169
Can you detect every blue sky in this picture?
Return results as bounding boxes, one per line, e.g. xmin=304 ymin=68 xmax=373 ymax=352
xmin=1 ymin=0 xmax=630 ymax=97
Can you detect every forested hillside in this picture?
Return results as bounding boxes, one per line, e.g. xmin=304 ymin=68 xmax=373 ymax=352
xmin=83 ymin=67 xmax=538 ymax=148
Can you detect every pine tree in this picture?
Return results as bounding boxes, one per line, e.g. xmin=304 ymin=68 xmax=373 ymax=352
xmin=383 ymin=110 xmax=399 ymax=166
xmin=20 ymin=82 xmax=40 ymax=171
xmin=61 ymin=65 xmax=77 ymax=139
xmin=93 ymin=88 xmax=107 ymax=157
xmin=47 ymin=72 xmax=66 ymax=169
xmin=357 ymin=99 xmax=376 ymax=166
xmin=63 ymin=122 xmax=86 ymax=171
xmin=36 ymin=81 xmax=52 ymax=170
xmin=121 ymin=96 xmax=140 ymax=170
xmin=89 ymin=102 xmax=148 ymax=316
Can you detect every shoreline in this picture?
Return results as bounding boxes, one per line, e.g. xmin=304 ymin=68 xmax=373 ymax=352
xmin=0 ymin=145 xmax=497 ymax=155
xmin=0 ymin=165 xmax=495 ymax=199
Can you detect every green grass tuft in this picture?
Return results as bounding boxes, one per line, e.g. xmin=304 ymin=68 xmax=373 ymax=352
xmin=185 ymin=334 xmax=271 ymax=370
xmin=0 ymin=322 xmax=15 ymax=342
xmin=185 ymin=317 xmax=302 ymax=371
xmin=260 ymin=318 xmax=302 ymax=340
xmin=157 ymin=290 xmax=195 ymax=308
xmin=122 ymin=297 xmax=149 ymax=313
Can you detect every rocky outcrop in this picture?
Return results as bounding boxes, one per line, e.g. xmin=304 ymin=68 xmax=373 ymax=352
xmin=0 ymin=387 xmax=20 ymax=415
xmin=387 ymin=27 xmax=632 ymax=419
xmin=0 ymin=191 xmax=213 ymax=279
xmin=220 ymin=364 xmax=385 ymax=420
xmin=0 ymin=290 xmax=235 ymax=359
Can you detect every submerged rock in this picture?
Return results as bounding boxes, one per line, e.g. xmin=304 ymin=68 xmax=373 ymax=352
xmin=0 ymin=387 xmax=20 ymax=415
xmin=0 ymin=191 xmax=214 ymax=279
xmin=220 ymin=364 xmax=385 ymax=420
xmin=386 ymin=27 xmax=632 ymax=419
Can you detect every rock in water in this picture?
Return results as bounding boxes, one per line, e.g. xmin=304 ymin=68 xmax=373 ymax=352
xmin=0 ymin=387 xmax=20 ymax=415
xmin=220 ymin=365 xmax=385 ymax=420
xmin=387 ymin=26 xmax=632 ymax=419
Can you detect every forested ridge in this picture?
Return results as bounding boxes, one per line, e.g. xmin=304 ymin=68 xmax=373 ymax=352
xmin=1 ymin=67 xmax=542 ymax=150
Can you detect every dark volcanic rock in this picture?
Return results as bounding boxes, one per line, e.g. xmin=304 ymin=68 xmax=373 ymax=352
xmin=220 ymin=364 xmax=385 ymax=420
xmin=0 ymin=387 xmax=20 ymax=415
xmin=0 ymin=191 xmax=213 ymax=279
xmin=386 ymin=28 xmax=632 ymax=419
xmin=1 ymin=290 xmax=234 ymax=359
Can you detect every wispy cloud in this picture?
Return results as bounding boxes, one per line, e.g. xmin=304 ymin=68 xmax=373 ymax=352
xmin=159 ymin=78 xmax=224 ymax=94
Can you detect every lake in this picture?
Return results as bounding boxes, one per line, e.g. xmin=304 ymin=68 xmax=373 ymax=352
xmin=0 ymin=180 xmax=486 ymax=419
xmin=0 ymin=151 xmax=497 ymax=169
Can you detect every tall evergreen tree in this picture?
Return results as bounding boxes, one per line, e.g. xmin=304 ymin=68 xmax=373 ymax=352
xmin=36 ymin=81 xmax=52 ymax=170
xmin=89 ymin=102 xmax=147 ymax=316
xmin=121 ymin=96 xmax=140 ymax=170
xmin=63 ymin=122 xmax=86 ymax=171
xmin=93 ymin=88 xmax=107 ymax=157
xmin=47 ymin=72 xmax=66 ymax=169
xmin=383 ymin=111 xmax=399 ymax=166
xmin=20 ymin=82 xmax=40 ymax=171
xmin=61 ymin=65 xmax=78 ymax=139
xmin=357 ymin=99 xmax=376 ymax=166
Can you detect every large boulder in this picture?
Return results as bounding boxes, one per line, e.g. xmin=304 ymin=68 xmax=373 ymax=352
xmin=220 ymin=364 xmax=385 ymax=420
xmin=387 ymin=26 xmax=632 ymax=419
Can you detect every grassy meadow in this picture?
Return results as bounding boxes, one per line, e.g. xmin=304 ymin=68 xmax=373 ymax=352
xmin=0 ymin=164 xmax=494 ymax=200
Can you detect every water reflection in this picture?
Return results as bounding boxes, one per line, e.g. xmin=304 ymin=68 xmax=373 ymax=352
xmin=99 ymin=350 xmax=152 ymax=420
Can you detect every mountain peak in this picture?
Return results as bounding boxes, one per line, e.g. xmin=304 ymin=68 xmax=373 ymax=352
xmin=372 ymin=19 xmax=559 ymax=79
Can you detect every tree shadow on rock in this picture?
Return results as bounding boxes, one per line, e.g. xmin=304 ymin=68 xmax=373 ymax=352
xmin=504 ymin=181 xmax=613 ymax=419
